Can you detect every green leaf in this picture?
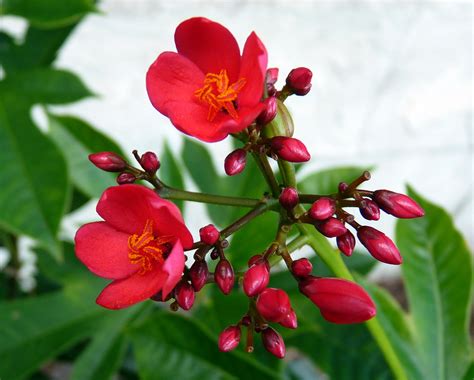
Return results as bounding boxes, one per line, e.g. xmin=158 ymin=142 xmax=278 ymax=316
xmin=0 ymin=68 xmax=93 ymax=105
xmin=0 ymin=94 xmax=69 ymax=259
xmin=47 ymin=114 xmax=123 ymax=198
xmin=396 ymin=187 xmax=473 ymax=380
xmin=299 ymin=166 xmax=372 ymax=195
xmin=160 ymin=141 xmax=185 ymax=211
xmin=130 ymin=311 xmax=280 ymax=380
xmin=1 ymin=0 xmax=97 ymax=28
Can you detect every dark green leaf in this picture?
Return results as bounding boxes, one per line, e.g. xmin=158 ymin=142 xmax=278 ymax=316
xmin=396 ymin=187 xmax=473 ymax=380
xmin=160 ymin=141 xmax=185 ymax=211
xmin=0 ymin=94 xmax=69 ymax=259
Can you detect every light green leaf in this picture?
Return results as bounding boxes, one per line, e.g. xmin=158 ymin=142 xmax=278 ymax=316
xmin=0 ymin=94 xmax=69 ymax=259
xmin=396 ymin=187 xmax=473 ymax=380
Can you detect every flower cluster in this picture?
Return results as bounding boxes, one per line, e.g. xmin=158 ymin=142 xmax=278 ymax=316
xmin=77 ymin=17 xmax=424 ymax=358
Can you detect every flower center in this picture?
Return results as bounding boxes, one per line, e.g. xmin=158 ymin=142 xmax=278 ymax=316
xmin=128 ymin=220 xmax=173 ymax=275
xmin=194 ymin=69 xmax=246 ymax=122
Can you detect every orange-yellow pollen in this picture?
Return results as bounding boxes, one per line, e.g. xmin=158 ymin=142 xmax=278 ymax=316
xmin=194 ymin=69 xmax=246 ymax=122
xmin=128 ymin=220 xmax=173 ymax=275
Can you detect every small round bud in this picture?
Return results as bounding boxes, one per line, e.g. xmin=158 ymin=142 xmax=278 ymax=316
xmin=279 ymin=187 xmax=299 ymax=210
xmin=243 ymin=261 xmax=270 ymax=297
xmin=210 ymin=248 xmax=219 ymax=260
xmin=286 ymin=67 xmax=312 ymax=96
xmin=224 ymin=149 xmax=247 ymax=176
xmin=89 ymin=152 xmax=126 ymax=172
xmin=257 ymin=97 xmax=277 ymax=125
xmin=279 ymin=309 xmax=298 ymax=329
xmin=140 ymin=151 xmax=160 ymax=174
xmin=336 ymin=231 xmax=356 ymax=256
xmin=338 ymin=182 xmax=349 ymax=193
xmin=215 ymin=259 xmax=234 ymax=295
xmin=199 ymin=224 xmax=220 ymax=245
xmin=309 ymin=197 xmax=336 ymax=220
xmin=357 ymin=226 xmax=402 ymax=265
xmin=189 ymin=260 xmax=209 ymax=291
xmin=373 ymin=190 xmax=425 ymax=219
xmin=316 ymin=218 xmax=347 ymax=238
xmin=270 ymin=136 xmax=310 ymax=163
xmin=256 ymin=288 xmax=291 ymax=323
xmin=261 ymin=327 xmax=286 ymax=358
xmin=174 ymin=282 xmax=195 ymax=311
xmin=248 ymin=254 xmax=264 ymax=267
xmin=241 ymin=315 xmax=251 ymax=326
xmin=291 ymin=258 xmax=312 ymax=277
xmin=218 ymin=325 xmax=241 ymax=352
xmin=116 ymin=172 xmax=136 ymax=185
xmin=360 ymin=199 xmax=380 ymax=221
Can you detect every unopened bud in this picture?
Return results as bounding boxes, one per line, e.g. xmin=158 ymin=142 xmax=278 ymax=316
xmin=215 ymin=259 xmax=234 ymax=295
xmin=140 ymin=151 xmax=160 ymax=174
xmin=357 ymin=226 xmax=402 ymax=265
xmin=373 ymin=190 xmax=425 ymax=219
xmin=270 ymin=136 xmax=310 ymax=162
xmin=279 ymin=309 xmax=298 ymax=329
xmin=218 ymin=325 xmax=241 ymax=352
xmin=266 ymin=68 xmax=279 ymax=97
xmin=224 ymin=149 xmax=247 ymax=176
xmin=360 ymin=199 xmax=380 ymax=221
xmin=279 ymin=187 xmax=299 ymax=210
xmin=309 ymin=197 xmax=336 ymax=220
xmin=316 ymin=217 xmax=347 ymax=238
xmin=336 ymin=231 xmax=356 ymax=256
xmin=256 ymin=288 xmax=291 ymax=323
xmin=257 ymin=97 xmax=277 ymax=125
xmin=248 ymin=254 xmax=264 ymax=267
xmin=243 ymin=261 xmax=270 ymax=297
xmin=261 ymin=327 xmax=286 ymax=358
xmin=116 ymin=172 xmax=136 ymax=185
xmin=199 ymin=224 xmax=219 ymax=245
xmin=174 ymin=282 xmax=195 ymax=311
xmin=338 ymin=182 xmax=349 ymax=193
xmin=210 ymin=248 xmax=219 ymax=260
xmin=286 ymin=67 xmax=312 ymax=96
xmin=89 ymin=152 xmax=126 ymax=172
xmin=299 ymin=276 xmax=376 ymax=324
xmin=241 ymin=315 xmax=251 ymax=326
xmin=189 ymin=260 xmax=209 ymax=291
xmin=291 ymin=258 xmax=312 ymax=277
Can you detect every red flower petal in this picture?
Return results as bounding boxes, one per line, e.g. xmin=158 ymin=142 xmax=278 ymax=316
xmin=175 ymin=17 xmax=241 ymax=82
xmin=238 ymin=32 xmax=268 ymax=107
xmin=75 ymin=222 xmax=137 ymax=280
xmin=146 ymin=51 xmax=204 ymax=119
xmin=96 ymin=267 xmax=168 ymax=309
xmin=96 ymin=185 xmax=193 ymax=248
xmin=161 ymin=239 xmax=185 ymax=298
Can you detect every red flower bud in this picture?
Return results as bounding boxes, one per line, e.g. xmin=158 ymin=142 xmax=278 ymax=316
xmin=337 ymin=231 xmax=356 ymax=256
xmin=247 ymin=254 xmax=263 ymax=267
xmin=316 ymin=218 xmax=347 ymax=237
xmin=338 ymin=182 xmax=349 ymax=193
xmin=241 ymin=315 xmax=251 ymax=326
xmin=257 ymin=97 xmax=277 ymax=125
xmin=140 ymin=151 xmax=160 ymax=174
xmin=286 ymin=67 xmax=312 ymax=96
xmin=224 ymin=149 xmax=247 ymax=176
xmin=360 ymin=199 xmax=380 ymax=221
xmin=291 ymin=258 xmax=312 ymax=277
xmin=116 ymin=172 xmax=136 ymax=185
xmin=215 ymin=259 xmax=234 ymax=295
xmin=270 ymin=136 xmax=310 ymax=163
xmin=174 ymin=282 xmax=195 ymax=311
xmin=299 ymin=276 xmax=376 ymax=324
xmin=189 ymin=260 xmax=209 ymax=291
xmin=199 ymin=224 xmax=219 ymax=245
xmin=373 ymin=190 xmax=425 ymax=219
xmin=89 ymin=152 xmax=126 ymax=172
xmin=279 ymin=187 xmax=299 ymax=210
xmin=309 ymin=197 xmax=336 ymax=220
xmin=256 ymin=288 xmax=291 ymax=323
xmin=279 ymin=309 xmax=298 ymax=329
xmin=266 ymin=67 xmax=279 ymax=85
xmin=243 ymin=261 xmax=270 ymax=297
xmin=261 ymin=327 xmax=286 ymax=358
xmin=357 ymin=226 xmax=402 ymax=265
xmin=218 ymin=325 xmax=241 ymax=352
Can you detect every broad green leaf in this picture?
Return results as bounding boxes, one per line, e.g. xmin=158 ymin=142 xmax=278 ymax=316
xmin=160 ymin=141 xmax=185 ymax=211
xmin=396 ymin=187 xmax=473 ymax=380
xmin=299 ymin=166 xmax=372 ymax=195
xmin=47 ymin=114 xmax=122 ymax=198
xmin=0 ymin=283 xmax=108 ymax=380
xmin=0 ymin=68 xmax=93 ymax=104
xmin=0 ymin=94 xmax=69 ymax=258
xmin=130 ymin=311 xmax=280 ymax=380
xmin=1 ymin=0 xmax=97 ymax=28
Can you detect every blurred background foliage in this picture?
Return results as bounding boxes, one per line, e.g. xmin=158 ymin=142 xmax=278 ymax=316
xmin=0 ymin=2 xmax=472 ymax=380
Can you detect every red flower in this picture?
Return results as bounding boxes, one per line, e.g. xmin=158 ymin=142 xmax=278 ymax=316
xmin=146 ymin=17 xmax=268 ymax=142
xmin=75 ymin=184 xmax=193 ymax=309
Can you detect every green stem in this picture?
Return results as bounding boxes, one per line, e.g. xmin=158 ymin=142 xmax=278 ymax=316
xmin=157 ymin=186 xmax=260 ymax=208
xmin=252 ymin=152 xmax=280 ymax=197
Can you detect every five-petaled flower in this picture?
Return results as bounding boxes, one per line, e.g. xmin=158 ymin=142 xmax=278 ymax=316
xmin=75 ymin=184 xmax=193 ymax=309
xmin=146 ymin=17 xmax=268 ymax=142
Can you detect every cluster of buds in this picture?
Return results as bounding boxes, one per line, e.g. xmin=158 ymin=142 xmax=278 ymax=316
xmin=89 ymin=150 xmax=160 ymax=184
